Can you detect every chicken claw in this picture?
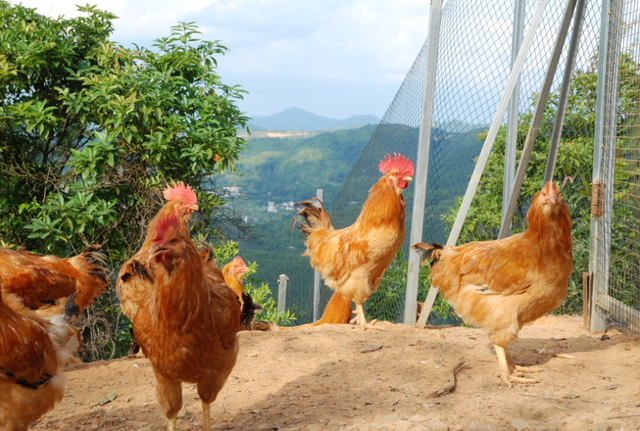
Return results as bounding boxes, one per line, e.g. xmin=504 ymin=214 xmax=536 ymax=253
xmin=495 ymin=345 xmax=539 ymax=387
xmin=354 ymin=304 xmax=384 ymax=331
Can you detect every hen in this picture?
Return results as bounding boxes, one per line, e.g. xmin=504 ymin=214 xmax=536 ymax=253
xmin=221 ymin=256 xmax=262 ymax=330
xmin=412 ymin=181 xmax=572 ymax=386
xmin=0 ymin=245 xmax=107 ymax=312
xmin=116 ymin=182 xmax=198 ymax=322
xmin=134 ymin=214 xmax=240 ymax=431
xmin=0 ymin=289 xmax=81 ymax=431
xmin=292 ymin=153 xmax=413 ymax=329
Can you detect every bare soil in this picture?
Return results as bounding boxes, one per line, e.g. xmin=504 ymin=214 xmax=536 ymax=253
xmin=30 ymin=315 xmax=640 ymax=431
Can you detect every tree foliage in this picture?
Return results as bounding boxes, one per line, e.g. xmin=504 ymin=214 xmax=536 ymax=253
xmin=0 ymin=2 xmax=251 ymax=359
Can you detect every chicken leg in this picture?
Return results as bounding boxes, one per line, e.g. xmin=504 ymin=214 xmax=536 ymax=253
xmin=353 ymin=303 xmax=382 ymax=330
xmin=495 ymin=344 xmax=539 ymax=387
xmin=202 ymin=400 xmax=210 ymax=430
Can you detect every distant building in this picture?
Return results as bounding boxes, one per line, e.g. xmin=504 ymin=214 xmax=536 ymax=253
xmin=223 ymin=186 xmax=242 ymax=197
xmin=267 ymin=202 xmax=277 ymax=213
xmin=281 ymin=201 xmax=295 ymax=211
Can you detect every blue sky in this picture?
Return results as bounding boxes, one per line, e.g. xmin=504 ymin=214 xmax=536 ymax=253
xmin=16 ymin=0 xmax=431 ymax=119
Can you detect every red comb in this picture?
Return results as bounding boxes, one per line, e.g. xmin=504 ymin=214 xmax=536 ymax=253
xmin=163 ymin=182 xmax=197 ymax=206
xmin=378 ymin=153 xmax=414 ymax=177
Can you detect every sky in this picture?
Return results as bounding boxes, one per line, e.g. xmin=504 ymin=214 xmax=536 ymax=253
xmin=14 ymin=0 xmax=431 ymax=120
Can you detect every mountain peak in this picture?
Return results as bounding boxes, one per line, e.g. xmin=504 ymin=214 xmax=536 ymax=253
xmin=248 ymin=107 xmax=379 ymax=132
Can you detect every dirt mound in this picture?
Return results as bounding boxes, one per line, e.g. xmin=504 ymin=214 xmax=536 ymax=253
xmin=30 ymin=315 xmax=640 ymax=430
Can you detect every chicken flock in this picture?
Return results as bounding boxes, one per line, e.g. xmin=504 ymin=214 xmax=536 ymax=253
xmin=0 ymin=153 xmax=576 ymax=430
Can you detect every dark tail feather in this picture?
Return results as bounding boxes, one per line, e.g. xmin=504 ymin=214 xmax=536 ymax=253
xmin=64 ymin=293 xmax=80 ymax=321
xmin=291 ymin=198 xmax=332 ymax=241
xmin=239 ymin=292 xmax=264 ymax=330
xmin=410 ymin=242 xmax=444 ymax=265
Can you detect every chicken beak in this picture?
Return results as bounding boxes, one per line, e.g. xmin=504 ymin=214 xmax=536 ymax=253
xmin=150 ymin=244 xmax=167 ymax=260
xmin=544 ymin=181 xmax=559 ymax=203
xmin=190 ymin=204 xmax=199 ymax=211
xmin=404 ymin=176 xmax=413 ymax=182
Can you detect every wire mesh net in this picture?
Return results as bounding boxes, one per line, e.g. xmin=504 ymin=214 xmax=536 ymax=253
xmin=593 ymin=0 xmax=640 ymax=334
xmin=295 ymin=0 xmax=604 ymax=325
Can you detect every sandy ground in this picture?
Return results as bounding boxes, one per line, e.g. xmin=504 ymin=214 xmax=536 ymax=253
xmin=29 ymin=315 xmax=640 ymax=431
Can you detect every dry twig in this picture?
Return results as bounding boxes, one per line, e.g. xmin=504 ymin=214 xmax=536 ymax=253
xmin=607 ymin=414 xmax=640 ymax=420
xmin=519 ymin=393 xmax=561 ymax=402
xmin=425 ymin=360 xmax=466 ymax=398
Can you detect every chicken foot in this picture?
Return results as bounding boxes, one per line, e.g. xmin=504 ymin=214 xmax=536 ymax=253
xmin=354 ymin=303 xmax=383 ymax=330
xmin=495 ymin=345 xmax=539 ymax=387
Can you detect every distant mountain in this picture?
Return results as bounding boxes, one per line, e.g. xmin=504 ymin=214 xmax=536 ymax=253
xmin=248 ymin=107 xmax=379 ymax=131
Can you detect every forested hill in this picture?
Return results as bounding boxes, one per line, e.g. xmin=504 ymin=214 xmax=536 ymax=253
xmin=219 ymin=124 xmax=377 ymax=207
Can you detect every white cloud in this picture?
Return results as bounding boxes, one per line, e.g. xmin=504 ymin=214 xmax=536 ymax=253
xmin=13 ymin=0 xmax=430 ymax=117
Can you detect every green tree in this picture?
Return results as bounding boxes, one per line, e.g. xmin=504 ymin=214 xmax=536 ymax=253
xmin=0 ymin=2 xmax=249 ymax=359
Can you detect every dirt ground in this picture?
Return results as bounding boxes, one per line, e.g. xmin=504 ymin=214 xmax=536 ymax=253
xmin=30 ymin=315 xmax=640 ymax=431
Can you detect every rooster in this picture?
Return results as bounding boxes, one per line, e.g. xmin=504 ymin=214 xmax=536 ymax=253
xmin=0 ymin=245 xmax=107 ymax=312
xmin=292 ymin=153 xmax=413 ymax=329
xmin=0 ymin=289 xmax=81 ymax=431
xmin=116 ymin=182 xmax=198 ymax=322
xmin=412 ymin=181 xmax=573 ymax=387
xmin=134 ymin=213 xmax=239 ymax=431
xmin=221 ymin=256 xmax=262 ymax=330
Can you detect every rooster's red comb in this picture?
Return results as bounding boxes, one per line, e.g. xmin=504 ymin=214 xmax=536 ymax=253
xmin=378 ymin=153 xmax=414 ymax=177
xmin=163 ymin=182 xmax=197 ymax=206
xmin=232 ymin=256 xmax=245 ymax=266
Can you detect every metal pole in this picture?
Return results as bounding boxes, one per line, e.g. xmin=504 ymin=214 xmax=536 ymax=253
xmin=416 ymin=0 xmax=549 ymax=327
xmin=503 ymin=0 xmax=526 ymax=233
xmin=544 ymin=0 xmax=588 ymax=184
xmin=498 ymin=0 xmax=577 ymax=239
xmin=589 ymin=0 xmax=621 ymax=332
xmin=277 ymin=274 xmax=288 ymax=316
xmin=403 ymin=0 xmax=443 ymax=326
xmin=447 ymin=0 xmax=548 ymax=247
xmin=313 ymin=188 xmax=323 ymax=321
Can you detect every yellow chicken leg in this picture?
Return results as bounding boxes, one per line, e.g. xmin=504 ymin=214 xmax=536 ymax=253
xmin=495 ymin=344 xmax=538 ymax=387
xmin=202 ymin=400 xmax=210 ymax=430
xmin=353 ymin=303 xmax=382 ymax=330
xmin=167 ymin=417 xmax=177 ymax=431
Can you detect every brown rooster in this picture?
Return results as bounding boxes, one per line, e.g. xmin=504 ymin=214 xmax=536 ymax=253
xmin=134 ymin=213 xmax=239 ymax=431
xmin=0 ymin=245 xmax=107 ymax=312
xmin=412 ymin=181 xmax=573 ymax=386
xmin=0 ymin=289 xmax=81 ymax=431
xmin=292 ymin=153 xmax=413 ymax=329
xmin=116 ymin=182 xmax=198 ymax=322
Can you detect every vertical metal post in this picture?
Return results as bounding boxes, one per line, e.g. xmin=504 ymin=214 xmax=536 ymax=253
xmin=589 ymin=0 xmax=621 ymax=332
xmin=498 ymin=0 xmax=577 ymax=239
xmin=416 ymin=0 xmax=549 ymax=327
xmin=544 ymin=0 xmax=588 ymax=184
xmin=277 ymin=274 xmax=288 ymax=316
xmin=313 ymin=188 xmax=323 ymax=321
xmin=403 ymin=0 xmax=443 ymax=326
xmin=503 ymin=0 xmax=526 ymax=233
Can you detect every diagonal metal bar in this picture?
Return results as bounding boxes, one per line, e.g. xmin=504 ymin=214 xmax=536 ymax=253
xmin=447 ymin=0 xmax=549 ymax=247
xmin=544 ymin=0 xmax=588 ymax=184
xmin=416 ymin=0 xmax=549 ymax=327
xmin=498 ymin=0 xmax=577 ymax=240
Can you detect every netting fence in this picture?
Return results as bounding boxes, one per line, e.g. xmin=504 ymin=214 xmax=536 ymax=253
xmin=588 ymin=0 xmax=640 ymax=334
xmin=289 ymin=0 xmax=640 ymax=333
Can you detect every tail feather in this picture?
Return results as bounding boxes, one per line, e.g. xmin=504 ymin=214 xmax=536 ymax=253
xmin=239 ymin=292 xmax=263 ymax=330
xmin=410 ymin=242 xmax=444 ymax=266
xmin=291 ymin=198 xmax=333 ymax=241
xmin=68 ymin=245 xmax=108 ymax=310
